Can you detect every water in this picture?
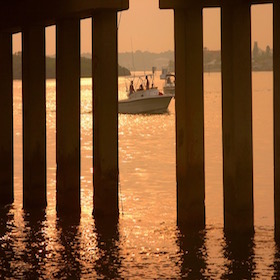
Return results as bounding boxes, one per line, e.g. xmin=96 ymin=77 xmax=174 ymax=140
xmin=0 ymin=71 xmax=279 ymax=279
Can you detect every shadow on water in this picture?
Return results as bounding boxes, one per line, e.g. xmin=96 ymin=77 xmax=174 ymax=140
xmin=273 ymin=239 xmax=280 ymax=279
xmin=22 ymin=210 xmax=47 ymax=279
xmin=221 ymin=231 xmax=256 ymax=279
xmin=94 ymin=215 xmax=121 ymax=279
xmin=0 ymin=205 xmax=14 ymax=278
xmin=55 ymin=213 xmax=81 ymax=279
xmin=177 ymin=227 xmax=207 ymax=279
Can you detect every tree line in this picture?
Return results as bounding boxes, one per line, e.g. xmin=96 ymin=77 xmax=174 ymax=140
xmin=203 ymin=42 xmax=272 ymax=72
xmin=116 ymin=46 xmax=273 ymax=73
xmin=12 ymin=52 xmax=131 ymax=79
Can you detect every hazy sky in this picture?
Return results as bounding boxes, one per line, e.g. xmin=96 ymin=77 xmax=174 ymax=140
xmin=12 ymin=1 xmax=273 ymax=55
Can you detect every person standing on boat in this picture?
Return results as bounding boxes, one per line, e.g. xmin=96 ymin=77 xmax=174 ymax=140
xmin=129 ymin=80 xmax=135 ymax=95
xmin=146 ymin=75 xmax=150 ymax=90
xmin=138 ymin=84 xmax=144 ymax=90
xmin=166 ymin=76 xmax=171 ymax=84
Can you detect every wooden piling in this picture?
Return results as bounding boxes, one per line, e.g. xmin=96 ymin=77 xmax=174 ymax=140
xmin=174 ymin=4 xmax=205 ymax=230
xmin=92 ymin=11 xmax=119 ymax=217
xmin=221 ymin=1 xmax=254 ymax=233
xmin=0 ymin=32 xmax=13 ymax=205
xmin=22 ymin=25 xmax=46 ymax=209
xmin=56 ymin=18 xmax=81 ymax=215
xmin=274 ymin=1 xmax=280 ymax=239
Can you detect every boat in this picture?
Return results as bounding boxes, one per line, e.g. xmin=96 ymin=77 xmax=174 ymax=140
xmin=118 ymin=72 xmax=172 ymax=114
xmin=163 ymin=73 xmax=175 ymax=97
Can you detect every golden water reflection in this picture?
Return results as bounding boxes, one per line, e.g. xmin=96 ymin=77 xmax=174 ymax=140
xmin=0 ymin=72 xmax=278 ymax=278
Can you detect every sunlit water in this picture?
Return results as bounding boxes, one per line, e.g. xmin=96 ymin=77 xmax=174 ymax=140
xmin=1 ymin=71 xmax=279 ymax=279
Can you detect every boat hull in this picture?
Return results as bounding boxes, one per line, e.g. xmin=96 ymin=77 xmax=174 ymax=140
xmin=163 ymin=86 xmax=175 ymax=97
xmin=118 ymin=95 xmax=172 ymax=114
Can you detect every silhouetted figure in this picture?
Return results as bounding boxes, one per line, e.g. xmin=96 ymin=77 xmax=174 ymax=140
xmin=146 ymin=75 xmax=150 ymax=89
xmin=129 ymin=81 xmax=135 ymax=95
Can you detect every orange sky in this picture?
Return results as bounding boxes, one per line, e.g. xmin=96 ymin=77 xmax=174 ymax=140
xmin=12 ymin=1 xmax=273 ymax=55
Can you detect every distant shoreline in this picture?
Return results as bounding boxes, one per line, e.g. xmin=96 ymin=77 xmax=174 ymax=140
xmin=12 ymin=53 xmax=131 ymax=80
xmin=12 ymin=70 xmax=273 ymax=81
xmin=12 ymin=46 xmax=273 ymax=80
xmin=117 ymin=47 xmax=273 ymax=73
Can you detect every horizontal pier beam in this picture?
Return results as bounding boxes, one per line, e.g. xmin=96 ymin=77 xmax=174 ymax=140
xmin=0 ymin=0 xmax=129 ymax=32
xmin=160 ymin=0 xmax=273 ymax=9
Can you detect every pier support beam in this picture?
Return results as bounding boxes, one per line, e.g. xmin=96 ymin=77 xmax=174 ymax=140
xmin=56 ymin=19 xmax=80 ymax=215
xmin=221 ymin=1 xmax=253 ymax=233
xmin=274 ymin=1 xmax=280 ymax=240
xmin=92 ymin=11 xmax=119 ymax=217
xmin=174 ymin=5 xmax=205 ymax=230
xmin=22 ymin=25 xmax=46 ymax=209
xmin=0 ymin=32 xmax=13 ymax=205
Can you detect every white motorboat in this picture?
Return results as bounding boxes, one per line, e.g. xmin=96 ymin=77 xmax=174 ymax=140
xmin=163 ymin=73 xmax=175 ymax=97
xmin=118 ymin=73 xmax=172 ymax=114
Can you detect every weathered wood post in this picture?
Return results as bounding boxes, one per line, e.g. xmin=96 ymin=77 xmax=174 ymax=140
xmin=221 ymin=0 xmax=254 ymax=233
xmin=92 ymin=10 xmax=119 ymax=217
xmin=56 ymin=18 xmax=81 ymax=215
xmin=0 ymin=0 xmax=128 ymax=213
xmin=0 ymin=32 xmax=13 ymax=205
xmin=22 ymin=25 xmax=47 ymax=209
xmin=160 ymin=0 xmax=205 ymax=230
xmin=274 ymin=1 xmax=280 ymax=240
